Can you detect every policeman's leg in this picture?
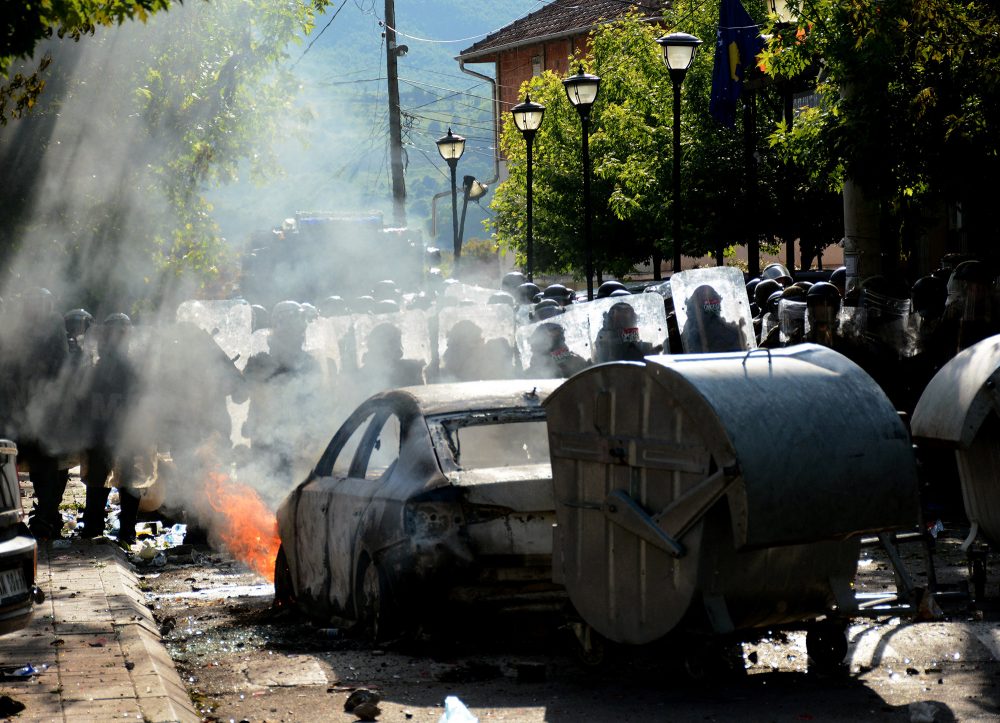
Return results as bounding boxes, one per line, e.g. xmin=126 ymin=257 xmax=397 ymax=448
xmin=82 ymin=449 xmax=113 ymax=538
xmin=25 ymin=443 xmax=63 ymax=538
xmin=115 ymin=459 xmax=141 ymax=545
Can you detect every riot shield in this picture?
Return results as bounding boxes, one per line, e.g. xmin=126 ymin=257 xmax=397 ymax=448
xmin=589 ymin=294 xmax=668 ymax=362
xmin=516 ymin=307 xmax=593 ymax=372
xmin=176 ymin=299 xmax=253 ymax=371
xmin=670 ymin=267 xmax=755 ymax=353
xmin=779 ymin=299 xmax=807 ymax=345
xmin=436 ymin=305 xmax=517 ymax=381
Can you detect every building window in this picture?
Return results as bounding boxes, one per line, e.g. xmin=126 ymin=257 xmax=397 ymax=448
xmin=531 ymin=55 xmax=543 ymax=77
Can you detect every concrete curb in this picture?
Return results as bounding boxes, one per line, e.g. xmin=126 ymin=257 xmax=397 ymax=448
xmin=0 ymin=540 xmax=200 ymax=723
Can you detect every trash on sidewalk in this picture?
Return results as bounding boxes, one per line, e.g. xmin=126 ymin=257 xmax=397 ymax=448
xmin=0 ymin=663 xmax=48 ymax=681
xmin=439 ymin=696 xmax=478 ymax=723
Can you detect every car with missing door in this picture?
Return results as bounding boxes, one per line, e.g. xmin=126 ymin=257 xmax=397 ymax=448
xmin=0 ymin=440 xmax=40 ymax=635
xmin=273 ymin=379 xmax=562 ymax=639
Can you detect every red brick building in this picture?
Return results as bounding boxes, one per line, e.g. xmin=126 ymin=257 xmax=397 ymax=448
xmin=457 ymin=0 xmax=666 ymax=145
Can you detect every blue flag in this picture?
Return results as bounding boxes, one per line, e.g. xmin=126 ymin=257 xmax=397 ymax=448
xmin=709 ymin=0 xmax=765 ymax=127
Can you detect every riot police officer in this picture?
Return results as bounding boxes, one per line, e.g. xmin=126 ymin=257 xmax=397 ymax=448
xmin=11 ymin=288 xmax=70 ymax=538
xmin=593 ymin=302 xmax=662 ymax=362
xmin=526 ymin=323 xmax=588 ymax=378
xmin=81 ymin=313 xmax=141 ymax=544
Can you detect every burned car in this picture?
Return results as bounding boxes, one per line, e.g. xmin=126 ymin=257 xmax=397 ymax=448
xmin=274 ymin=379 xmax=562 ymax=638
xmin=0 ymin=440 xmax=39 ymax=635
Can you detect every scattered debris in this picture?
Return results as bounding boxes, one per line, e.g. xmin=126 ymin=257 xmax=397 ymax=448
xmin=436 ymin=662 xmax=501 ymax=684
xmin=345 ymin=688 xmax=382 ymax=720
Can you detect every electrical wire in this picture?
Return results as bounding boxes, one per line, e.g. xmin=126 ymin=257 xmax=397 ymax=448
xmin=292 ymin=0 xmax=350 ymax=69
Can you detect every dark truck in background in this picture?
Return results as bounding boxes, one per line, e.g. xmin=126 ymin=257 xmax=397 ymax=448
xmin=0 ymin=440 xmax=39 ymax=635
xmin=241 ymin=213 xmax=426 ymax=308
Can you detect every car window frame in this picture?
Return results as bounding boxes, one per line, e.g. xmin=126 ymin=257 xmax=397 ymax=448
xmin=348 ymin=407 xmax=402 ymax=481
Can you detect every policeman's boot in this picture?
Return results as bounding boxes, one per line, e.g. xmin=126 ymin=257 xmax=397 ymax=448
xmin=117 ymin=489 xmax=140 ymax=546
xmin=80 ymin=487 xmax=111 ymax=539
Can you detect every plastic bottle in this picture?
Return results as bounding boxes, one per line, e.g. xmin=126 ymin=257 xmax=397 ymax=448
xmin=438 ymin=696 xmax=478 ymax=723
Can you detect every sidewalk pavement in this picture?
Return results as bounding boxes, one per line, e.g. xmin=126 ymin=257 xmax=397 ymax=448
xmin=0 ymin=537 xmax=200 ymax=723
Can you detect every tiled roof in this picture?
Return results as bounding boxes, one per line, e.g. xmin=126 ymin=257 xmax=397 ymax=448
xmin=459 ymin=0 xmax=667 ymax=60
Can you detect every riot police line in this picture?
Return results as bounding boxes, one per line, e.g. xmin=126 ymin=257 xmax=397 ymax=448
xmin=5 ymin=254 xmax=990 ymax=546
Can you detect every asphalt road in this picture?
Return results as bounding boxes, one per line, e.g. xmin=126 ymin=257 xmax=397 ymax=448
xmin=139 ymin=528 xmax=1000 ymax=723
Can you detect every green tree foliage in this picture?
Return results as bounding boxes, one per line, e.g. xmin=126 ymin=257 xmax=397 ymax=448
xmin=491 ymin=6 xmax=837 ymax=281
xmin=763 ymin=0 xmax=1000 ymax=264
xmin=0 ymin=0 xmax=330 ymax=309
xmin=1 ymin=0 xmax=178 ymax=123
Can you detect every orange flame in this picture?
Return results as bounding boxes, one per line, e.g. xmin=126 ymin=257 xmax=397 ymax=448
xmin=205 ymin=472 xmax=279 ymax=582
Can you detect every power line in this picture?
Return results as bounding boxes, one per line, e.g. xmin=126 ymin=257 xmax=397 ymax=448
xmin=292 ymin=0 xmax=350 ymax=69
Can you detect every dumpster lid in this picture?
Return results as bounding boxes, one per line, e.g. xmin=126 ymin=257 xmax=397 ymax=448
xmin=911 ymin=334 xmax=1000 ymax=447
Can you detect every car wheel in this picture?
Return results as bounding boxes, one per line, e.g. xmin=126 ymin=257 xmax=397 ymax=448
xmin=273 ymin=544 xmax=295 ymax=609
xmin=356 ymin=557 xmax=396 ymax=642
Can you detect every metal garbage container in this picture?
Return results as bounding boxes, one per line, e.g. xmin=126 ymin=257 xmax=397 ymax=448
xmin=544 ymin=344 xmax=918 ymax=651
xmin=911 ymin=334 xmax=1000 ymax=550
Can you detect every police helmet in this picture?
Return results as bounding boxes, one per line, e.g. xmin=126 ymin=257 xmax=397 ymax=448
xmin=761 ymin=263 xmax=793 ymax=286
xmin=103 ymin=312 xmax=132 ymax=327
xmin=533 ymin=303 xmax=564 ymax=322
xmin=270 ymin=301 xmax=304 ymax=330
xmin=64 ymin=308 xmax=94 ymax=337
xmin=488 ymin=291 xmax=516 ymax=306
xmin=745 ymin=278 xmax=760 ymax=304
xmin=754 ymin=279 xmax=782 ymax=310
xmin=250 ymin=304 xmax=269 ymax=331
xmin=780 ymin=285 xmax=807 ymax=301
xmin=501 ymin=271 xmax=525 ymax=294
xmin=373 ymin=280 xmax=399 ymax=301
xmin=300 ymin=303 xmax=319 ymax=322
xmin=319 ymin=296 xmax=348 ymax=317
xmin=542 ymin=284 xmax=574 ymax=305
xmin=609 ymin=289 xmax=631 ymax=297
xmin=949 ymin=260 xmax=992 ymax=289
xmin=829 ymin=267 xmax=847 ymax=294
xmin=597 ymin=280 xmax=627 ymax=299
xmin=765 ymin=290 xmax=783 ymax=316
xmin=806 ymin=281 xmax=842 ymax=305
xmin=352 ymin=296 xmax=377 ymax=314
xmin=516 ymin=282 xmax=542 ymax=305
xmin=911 ymin=276 xmax=947 ymax=318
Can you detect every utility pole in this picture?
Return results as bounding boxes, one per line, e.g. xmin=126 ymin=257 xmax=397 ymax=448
xmin=384 ymin=0 xmax=406 ymax=228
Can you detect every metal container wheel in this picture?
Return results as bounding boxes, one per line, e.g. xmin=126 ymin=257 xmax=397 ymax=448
xmin=805 ymin=620 xmax=849 ymax=672
xmin=967 ymin=547 xmax=989 ymax=602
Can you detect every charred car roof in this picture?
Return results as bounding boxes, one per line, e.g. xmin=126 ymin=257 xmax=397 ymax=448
xmin=371 ymin=379 xmax=561 ymax=417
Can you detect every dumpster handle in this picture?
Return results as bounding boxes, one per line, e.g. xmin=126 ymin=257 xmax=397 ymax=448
xmin=742 ymin=348 xmax=772 ymax=367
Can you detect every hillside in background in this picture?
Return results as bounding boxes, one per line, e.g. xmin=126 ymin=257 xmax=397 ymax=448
xmin=209 ymin=0 xmax=542 ymax=250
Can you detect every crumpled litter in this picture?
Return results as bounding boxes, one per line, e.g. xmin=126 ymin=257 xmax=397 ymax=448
xmin=0 ymin=663 xmax=49 ymax=681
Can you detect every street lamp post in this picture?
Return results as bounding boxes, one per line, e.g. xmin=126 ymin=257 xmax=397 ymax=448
xmin=768 ymin=0 xmax=801 ymax=275
xmin=656 ymin=32 xmax=702 ymax=275
xmin=563 ymin=66 xmax=601 ymax=300
xmin=457 ymin=175 xmax=489 ymax=255
xmin=436 ymin=128 xmax=466 ymax=275
xmin=511 ymin=94 xmax=545 ymax=282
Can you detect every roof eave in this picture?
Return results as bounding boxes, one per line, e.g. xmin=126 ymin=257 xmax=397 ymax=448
xmin=457 ymin=14 xmax=664 ymax=63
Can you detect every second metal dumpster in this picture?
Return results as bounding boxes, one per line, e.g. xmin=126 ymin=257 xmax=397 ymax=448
xmin=544 ymin=344 xmax=918 ymax=646
xmin=911 ymin=334 xmax=1000 ymax=547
